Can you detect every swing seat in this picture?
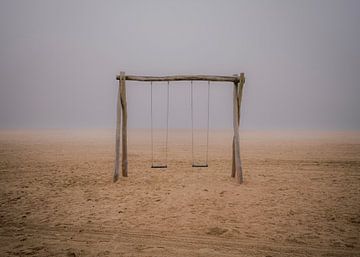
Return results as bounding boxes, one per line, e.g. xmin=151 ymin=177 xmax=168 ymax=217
xmin=192 ymin=164 xmax=208 ymax=168
xmin=151 ymin=165 xmax=168 ymax=169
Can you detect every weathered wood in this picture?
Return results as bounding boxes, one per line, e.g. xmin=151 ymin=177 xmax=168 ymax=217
xmin=234 ymin=73 xmax=245 ymax=183
xmin=231 ymin=74 xmax=238 ymax=178
xmin=113 ymin=78 xmax=122 ymax=182
xmin=233 ymin=81 xmax=242 ymax=183
xmin=120 ymin=72 xmax=128 ymax=177
xmin=116 ymin=74 xmax=239 ymax=83
xmin=231 ymin=138 xmax=236 ymax=177
xmin=232 ymin=73 xmax=245 ymax=184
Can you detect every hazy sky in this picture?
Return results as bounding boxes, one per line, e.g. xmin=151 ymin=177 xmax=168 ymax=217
xmin=0 ymin=0 xmax=359 ymax=130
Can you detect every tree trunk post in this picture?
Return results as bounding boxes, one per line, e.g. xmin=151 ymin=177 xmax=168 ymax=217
xmin=120 ymin=71 xmax=128 ymax=177
xmin=232 ymin=73 xmax=245 ymax=184
xmin=231 ymin=134 xmax=236 ymax=178
xmin=231 ymin=74 xmax=237 ymax=178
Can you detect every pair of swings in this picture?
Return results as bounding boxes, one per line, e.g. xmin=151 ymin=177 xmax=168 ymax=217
xmin=150 ymin=80 xmax=211 ymax=169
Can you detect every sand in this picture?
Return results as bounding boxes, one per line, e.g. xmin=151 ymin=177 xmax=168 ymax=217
xmin=0 ymin=129 xmax=359 ymax=257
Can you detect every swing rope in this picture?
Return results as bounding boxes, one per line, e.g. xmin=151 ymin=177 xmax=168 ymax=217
xmin=150 ymin=81 xmax=154 ymax=166
xmin=191 ymin=81 xmax=194 ymax=166
xmin=206 ymin=80 xmax=210 ymax=165
xmin=165 ymin=81 xmax=170 ymax=165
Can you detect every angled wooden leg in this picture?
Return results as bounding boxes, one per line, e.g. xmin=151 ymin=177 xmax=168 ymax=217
xmin=233 ymin=82 xmax=242 ymax=183
xmin=113 ymin=78 xmax=122 ymax=182
xmin=231 ymin=137 xmax=236 ymax=177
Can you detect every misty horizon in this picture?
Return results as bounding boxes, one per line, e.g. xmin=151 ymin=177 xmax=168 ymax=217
xmin=1 ymin=0 xmax=359 ymax=130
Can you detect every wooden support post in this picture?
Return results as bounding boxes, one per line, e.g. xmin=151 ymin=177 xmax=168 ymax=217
xmin=120 ymin=72 xmax=128 ymax=177
xmin=232 ymin=82 xmax=242 ymax=183
xmin=231 ymin=139 xmax=236 ymax=177
xmin=231 ymin=73 xmax=238 ymax=178
xmin=232 ymin=73 xmax=245 ymax=184
xmin=113 ymin=75 xmax=122 ymax=182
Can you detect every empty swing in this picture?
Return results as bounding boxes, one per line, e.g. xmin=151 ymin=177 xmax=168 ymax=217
xmin=191 ymin=80 xmax=210 ymax=168
xmin=150 ymin=81 xmax=170 ymax=169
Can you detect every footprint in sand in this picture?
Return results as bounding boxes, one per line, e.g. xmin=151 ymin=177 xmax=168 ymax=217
xmin=206 ymin=227 xmax=228 ymax=236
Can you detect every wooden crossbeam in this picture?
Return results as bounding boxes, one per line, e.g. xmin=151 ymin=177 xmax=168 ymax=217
xmin=116 ymin=74 xmax=239 ymax=83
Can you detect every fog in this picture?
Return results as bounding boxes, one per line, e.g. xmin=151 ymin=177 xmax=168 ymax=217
xmin=0 ymin=0 xmax=359 ymax=130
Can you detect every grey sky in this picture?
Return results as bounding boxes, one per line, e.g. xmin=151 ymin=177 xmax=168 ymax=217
xmin=0 ymin=0 xmax=359 ymax=130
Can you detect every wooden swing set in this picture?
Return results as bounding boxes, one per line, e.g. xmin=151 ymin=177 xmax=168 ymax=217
xmin=113 ymin=72 xmax=245 ymax=184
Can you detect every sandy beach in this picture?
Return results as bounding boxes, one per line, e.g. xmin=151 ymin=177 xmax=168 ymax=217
xmin=0 ymin=129 xmax=359 ymax=256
